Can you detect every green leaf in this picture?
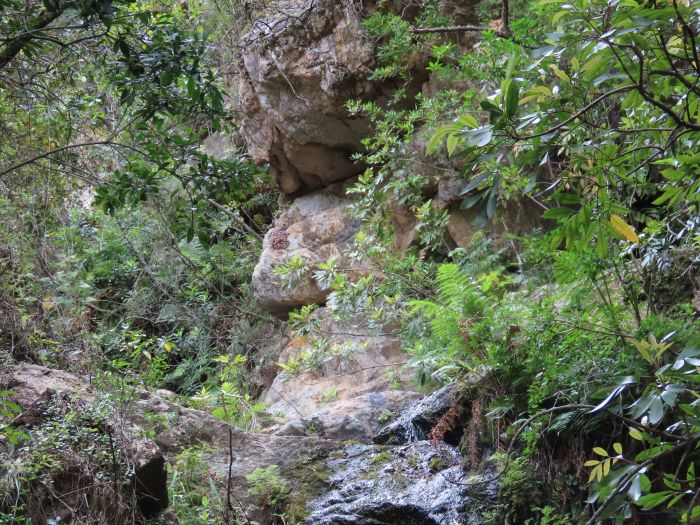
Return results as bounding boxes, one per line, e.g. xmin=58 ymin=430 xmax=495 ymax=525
xmin=667 ymin=493 xmax=685 ymax=508
xmin=628 ymin=474 xmax=643 ymax=501
xmin=456 ymin=113 xmax=480 ymax=128
xmin=543 ymin=207 xmax=574 ymax=219
xmin=446 ymin=133 xmax=459 ymax=156
xmin=458 ymin=126 xmax=493 ymax=147
xmin=460 ymin=172 xmax=490 ymax=195
xmin=629 ymin=428 xmax=643 ymax=441
xmin=589 ymin=464 xmax=601 ymax=482
xmin=426 ymin=125 xmax=456 ymax=155
xmin=460 ymin=192 xmax=484 ymax=209
xmin=480 ymin=100 xmax=503 ymax=123
xmin=550 ymin=64 xmax=570 ymax=83
xmin=648 ymin=398 xmax=664 ymax=424
xmin=505 ymin=80 xmax=520 ymax=119
xmin=637 ymin=491 xmax=673 ymax=510
xmin=687 ymin=463 xmax=696 ymax=489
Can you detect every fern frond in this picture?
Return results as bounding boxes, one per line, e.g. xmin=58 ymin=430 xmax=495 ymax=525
xmin=436 ymin=263 xmax=472 ymax=308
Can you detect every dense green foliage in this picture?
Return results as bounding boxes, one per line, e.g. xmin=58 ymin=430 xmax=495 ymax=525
xmin=283 ymin=0 xmax=700 ymax=522
xmin=0 ymin=1 xmax=279 ymax=523
xmin=0 ymin=0 xmax=698 ymax=523
xmin=0 ymin=0 xmax=276 ymax=379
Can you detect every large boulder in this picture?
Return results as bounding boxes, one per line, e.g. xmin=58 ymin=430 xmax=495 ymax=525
xmin=260 ymin=306 xmax=422 ymax=443
xmin=263 ymin=307 xmax=413 ymax=419
xmin=5 ymin=363 xmax=333 ymax=523
xmin=252 ymin=188 xmax=359 ymax=312
xmin=269 ymin=390 xmax=422 ymax=441
xmin=5 ymin=367 xmax=169 ymax=522
xmin=238 ymin=0 xmax=376 ymax=195
xmin=238 ymin=0 xmax=435 ymax=197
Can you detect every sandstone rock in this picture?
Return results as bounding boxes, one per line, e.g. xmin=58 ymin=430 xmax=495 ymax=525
xmin=269 ymin=390 xmax=422 ymax=441
xmin=252 ymin=189 xmax=359 ymax=312
xmin=235 ymin=0 xmax=486 ymax=202
xmin=389 ymin=200 xmax=419 ymax=252
xmin=6 ymin=364 xmax=332 ymax=523
xmin=8 ymin=362 xmax=92 ymax=404
xmin=238 ymin=0 xmax=432 ymax=196
xmin=445 ymin=199 xmax=544 ymax=252
xmin=263 ymin=307 xmax=414 ymax=420
xmin=238 ymin=0 xmax=375 ymax=195
xmin=4 ymin=371 xmax=169 ymax=521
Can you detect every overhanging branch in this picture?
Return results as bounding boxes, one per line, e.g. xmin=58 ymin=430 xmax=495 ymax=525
xmin=411 ymin=25 xmax=509 ymax=40
xmin=0 ymin=3 xmax=75 ymax=70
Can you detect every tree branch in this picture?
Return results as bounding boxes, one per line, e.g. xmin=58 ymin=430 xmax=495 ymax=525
xmin=501 ymin=0 xmax=511 ymax=37
xmin=508 ymin=84 xmax=636 ymax=140
xmin=0 ymin=4 xmax=73 ymax=71
xmin=411 ymin=25 xmax=509 ymax=39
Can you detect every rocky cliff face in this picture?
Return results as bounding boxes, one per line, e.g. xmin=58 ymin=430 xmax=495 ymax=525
xmin=8 ymin=363 xmax=495 ymax=525
xmin=240 ymin=2 xmax=412 ymax=434
xmin=243 ymin=0 xmax=541 ymax=315
xmin=3 ymin=2 xmax=534 ymax=524
xmin=7 ymin=363 xmax=330 ymax=524
xmin=238 ymin=0 xmax=375 ymax=197
xmin=252 ymin=187 xmax=359 ymax=312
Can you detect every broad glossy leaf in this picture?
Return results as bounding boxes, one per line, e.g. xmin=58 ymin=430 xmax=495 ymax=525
xmin=591 ymin=377 xmax=636 ymax=416
xmin=648 ymin=398 xmax=664 ymax=424
xmin=543 ymin=207 xmax=574 ymax=219
xmin=505 ymin=80 xmax=520 ymax=119
xmin=459 ymin=172 xmax=490 ymax=195
xmin=637 ymin=491 xmax=673 ymax=510
xmin=629 ymin=428 xmax=643 ymax=441
xmin=458 ymin=126 xmax=493 ymax=147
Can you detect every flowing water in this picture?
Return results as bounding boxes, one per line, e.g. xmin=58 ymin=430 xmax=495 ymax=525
xmin=305 ymin=385 xmax=497 ymax=524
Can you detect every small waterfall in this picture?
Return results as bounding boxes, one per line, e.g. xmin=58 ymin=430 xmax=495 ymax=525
xmin=304 ymin=384 xmax=497 ymax=525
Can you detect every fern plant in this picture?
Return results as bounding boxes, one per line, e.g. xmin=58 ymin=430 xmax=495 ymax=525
xmin=405 ymin=263 xmax=490 ymax=384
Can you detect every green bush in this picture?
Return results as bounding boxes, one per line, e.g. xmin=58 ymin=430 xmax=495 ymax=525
xmin=245 ymin=465 xmax=289 ymax=507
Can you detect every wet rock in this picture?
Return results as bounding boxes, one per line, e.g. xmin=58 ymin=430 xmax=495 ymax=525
xmin=252 ymin=190 xmax=359 ymax=313
xmin=374 ymin=384 xmax=459 ymax=445
xmin=305 ymin=441 xmax=496 ymax=525
xmin=307 ymin=390 xmax=422 ymax=441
